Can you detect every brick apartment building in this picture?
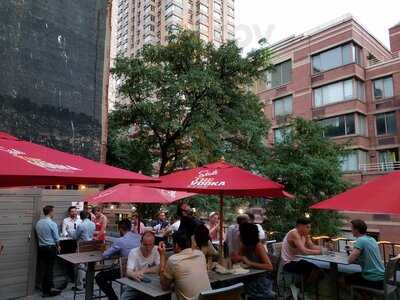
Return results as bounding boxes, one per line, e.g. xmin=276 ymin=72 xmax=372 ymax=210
xmin=254 ymin=15 xmax=400 ymax=242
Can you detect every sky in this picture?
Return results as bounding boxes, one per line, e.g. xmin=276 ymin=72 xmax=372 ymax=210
xmin=235 ymin=0 xmax=400 ymax=52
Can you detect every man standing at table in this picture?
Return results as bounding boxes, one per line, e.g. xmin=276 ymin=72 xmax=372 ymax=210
xmin=152 ymin=211 xmax=170 ymax=232
xmin=159 ymin=231 xmax=211 ymax=300
xmin=35 ymin=205 xmax=61 ymax=297
xmin=121 ymin=231 xmax=160 ymax=300
xmin=61 ymin=206 xmax=82 ymax=283
xmin=346 ymin=219 xmax=385 ymax=289
xmin=74 ymin=211 xmax=96 ymax=241
xmin=177 ymin=203 xmax=202 ymax=239
xmin=61 ymin=206 xmax=82 ymax=238
xmin=95 ymin=219 xmax=141 ymax=300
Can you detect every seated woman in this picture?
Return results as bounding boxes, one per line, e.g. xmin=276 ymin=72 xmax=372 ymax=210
xmin=193 ymin=224 xmax=218 ymax=269
xmin=238 ymin=222 xmax=275 ymax=300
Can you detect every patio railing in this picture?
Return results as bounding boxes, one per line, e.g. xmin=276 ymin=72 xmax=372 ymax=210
xmin=359 ymin=161 xmax=400 ymax=173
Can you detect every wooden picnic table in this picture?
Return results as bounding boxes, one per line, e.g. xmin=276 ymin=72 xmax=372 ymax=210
xmin=58 ymin=251 xmax=104 ymax=300
xmin=296 ymin=252 xmax=354 ymax=300
xmin=117 ymin=268 xmax=266 ymax=299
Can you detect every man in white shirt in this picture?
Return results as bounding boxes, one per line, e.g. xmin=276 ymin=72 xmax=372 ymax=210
xmin=61 ymin=206 xmax=82 ymax=238
xmin=226 ymin=214 xmax=249 ymax=262
xmin=61 ymin=206 xmax=82 ymax=284
xmin=121 ymin=231 xmax=160 ymax=300
xmin=247 ymin=212 xmax=266 ymax=241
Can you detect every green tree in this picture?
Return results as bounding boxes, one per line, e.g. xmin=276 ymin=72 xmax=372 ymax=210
xmin=109 ymin=30 xmax=273 ymax=176
xmin=263 ymin=118 xmax=350 ymax=238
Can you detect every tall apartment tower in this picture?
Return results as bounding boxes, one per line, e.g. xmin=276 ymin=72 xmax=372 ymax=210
xmin=108 ymin=0 xmax=235 ymax=107
xmin=115 ymin=0 xmax=235 ymax=56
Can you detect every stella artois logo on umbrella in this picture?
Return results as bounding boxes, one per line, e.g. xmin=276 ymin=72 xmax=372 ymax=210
xmin=0 ymin=146 xmax=81 ymax=173
xmin=188 ymin=169 xmax=226 ymax=188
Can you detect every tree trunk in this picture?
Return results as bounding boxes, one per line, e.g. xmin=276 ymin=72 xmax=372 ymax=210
xmin=159 ymin=146 xmax=168 ymax=176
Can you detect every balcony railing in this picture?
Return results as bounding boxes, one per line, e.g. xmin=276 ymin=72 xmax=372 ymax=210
xmin=359 ymin=162 xmax=400 ymax=173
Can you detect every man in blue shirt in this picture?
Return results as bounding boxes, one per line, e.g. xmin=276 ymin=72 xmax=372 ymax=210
xmin=35 ymin=205 xmax=61 ymax=297
xmin=347 ymin=219 xmax=385 ymax=290
xmin=95 ymin=219 xmax=141 ymax=300
xmin=74 ymin=211 xmax=96 ymax=241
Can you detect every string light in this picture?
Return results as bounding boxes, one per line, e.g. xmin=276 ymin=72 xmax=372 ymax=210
xmin=238 ymin=208 xmax=245 ymax=214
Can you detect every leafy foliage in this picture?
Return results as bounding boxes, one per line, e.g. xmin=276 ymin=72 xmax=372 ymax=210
xmin=108 ymin=30 xmax=273 ymax=176
xmin=263 ymin=118 xmax=350 ymax=238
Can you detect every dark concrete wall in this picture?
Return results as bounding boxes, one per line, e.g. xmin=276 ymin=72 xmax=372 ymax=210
xmin=0 ymin=0 xmax=108 ymax=160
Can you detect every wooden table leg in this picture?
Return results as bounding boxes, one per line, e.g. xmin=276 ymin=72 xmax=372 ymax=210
xmin=85 ymin=262 xmax=95 ymax=300
xmin=329 ymin=262 xmax=339 ymax=300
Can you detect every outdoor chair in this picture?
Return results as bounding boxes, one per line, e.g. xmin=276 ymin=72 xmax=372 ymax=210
xmin=114 ymin=256 xmax=128 ymax=297
xmin=351 ymin=255 xmax=400 ymax=300
xmin=198 ymin=282 xmax=244 ymax=300
xmin=331 ymin=237 xmax=354 ymax=252
xmin=312 ymin=236 xmax=331 ymax=248
xmin=378 ymin=241 xmax=400 ymax=264
xmin=276 ymin=256 xmax=306 ymax=300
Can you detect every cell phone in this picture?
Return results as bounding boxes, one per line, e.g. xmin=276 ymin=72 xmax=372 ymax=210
xmin=142 ymin=276 xmax=151 ymax=283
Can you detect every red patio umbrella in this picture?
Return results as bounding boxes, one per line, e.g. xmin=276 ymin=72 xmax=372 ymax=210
xmin=0 ymin=132 xmax=157 ymax=187
xmin=87 ymin=184 xmax=195 ymax=233
xmin=87 ymin=184 xmax=195 ymax=204
xmin=310 ymin=171 xmax=400 ymax=215
xmin=146 ymin=161 xmax=292 ymax=255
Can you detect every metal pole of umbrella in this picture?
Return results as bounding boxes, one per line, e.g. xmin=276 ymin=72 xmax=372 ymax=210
xmin=137 ymin=204 xmax=141 ymax=234
xmin=219 ymin=193 xmax=224 ymax=258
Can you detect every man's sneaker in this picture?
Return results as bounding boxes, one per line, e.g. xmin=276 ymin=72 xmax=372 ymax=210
xmin=42 ymin=289 xmax=61 ymax=297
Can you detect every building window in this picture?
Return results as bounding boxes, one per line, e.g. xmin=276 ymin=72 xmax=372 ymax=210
xmin=376 ymin=112 xmax=397 ymax=135
xmin=320 ymin=114 xmax=355 ymax=138
xmin=165 ymin=14 xmax=183 ymax=25
xmin=312 ymin=43 xmax=362 ymax=73
xmin=341 ymin=150 xmax=367 ymax=172
xmin=358 ymin=114 xmax=367 ymax=136
xmin=266 ymin=60 xmax=292 ymax=88
xmin=378 ymin=149 xmax=399 ymax=171
xmin=313 ymin=78 xmax=364 ymax=107
xmin=197 ymin=3 xmax=208 ymax=14
xmin=373 ymin=76 xmax=394 ymax=100
xmin=213 ymin=1 xmax=222 ymax=13
xmin=273 ymin=127 xmax=292 ymax=144
xmin=199 ymin=32 xmax=208 ymax=42
xmin=274 ymin=95 xmax=293 ymax=117
xmin=197 ymin=23 xmax=208 ymax=33
xmin=165 ymin=3 xmax=183 ymax=16
xmin=213 ymin=30 xmax=222 ymax=42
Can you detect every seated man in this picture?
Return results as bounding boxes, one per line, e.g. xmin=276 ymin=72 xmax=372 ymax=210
xmin=225 ymin=214 xmax=249 ymax=262
xmin=281 ymin=218 xmax=321 ymax=277
xmin=121 ymin=231 xmax=160 ymax=300
xmin=346 ymin=219 xmax=385 ymax=289
xmin=95 ymin=219 xmax=141 ymax=300
xmin=74 ymin=211 xmax=95 ymax=241
xmin=159 ymin=231 xmax=211 ymax=300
